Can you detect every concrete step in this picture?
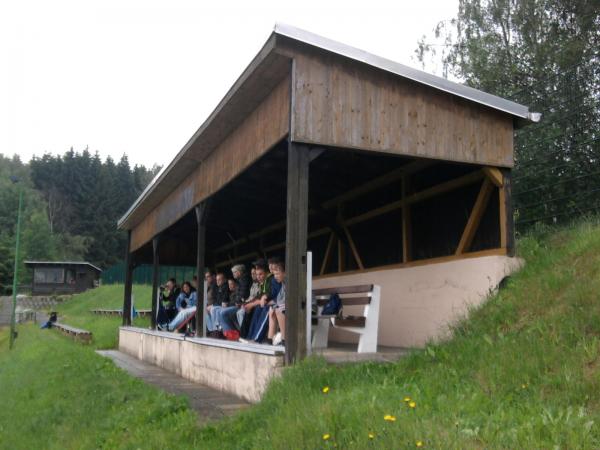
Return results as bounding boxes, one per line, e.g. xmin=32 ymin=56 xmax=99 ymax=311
xmin=96 ymin=350 xmax=250 ymax=423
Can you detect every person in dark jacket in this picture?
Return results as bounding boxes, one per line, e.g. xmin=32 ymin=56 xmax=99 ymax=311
xmin=156 ymin=278 xmax=180 ymax=324
xmin=219 ymin=264 xmax=258 ymax=336
xmin=204 ymin=270 xmax=217 ymax=306
xmin=245 ymin=261 xmax=280 ymax=343
xmin=231 ymin=264 xmax=251 ymax=302
xmin=227 ymin=278 xmax=238 ymax=304
xmin=206 ymin=272 xmax=229 ymax=332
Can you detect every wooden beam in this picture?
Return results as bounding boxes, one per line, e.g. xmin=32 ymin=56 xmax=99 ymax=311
xmin=407 ymin=170 xmax=485 ymax=205
xmin=285 ymin=142 xmax=309 ymax=364
xmin=151 ymin=235 xmax=160 ymax=329
xmin=320 ymin=232 xmax=335 ymax=275
xmin=342 ymin=222 xmax=364 ymax=270
xmin=215 ymin=251 xmax=261 ymax=269
xmin=213 ymin=169 xmax=489 ymax=268
xmin=402 ymin=176 xmax=412 ymax=263
xmin=483 ymin=167 xmax=504 ymax=187
xmin=499 ymin=187 xmax=507 ymax=249
xmin=309 ymin=146 xmax=326 ymax=162
xmin=122 ymin=231 xmax=133 ymax=326
xmin=337 ymin=238 xmax=345 ymax=272
xmin=212 ymin=159 xmax=435 ymax=256
xmin=456 ymin=178 xmax=494 ymax=255
xmin=344 ymin=170 xmax=485 ymax=227
xmin=315 ymin=248 xmax=508 ymax=280
xmin=501 ymin=169 xmax=515 ymax=256
xmin=344 ymin=199 xmax=404 ymax=227
xmin=321 ymin=159 xmax=435 ymax=209
xmin=195 ymin=202 xmax=208 ymax=336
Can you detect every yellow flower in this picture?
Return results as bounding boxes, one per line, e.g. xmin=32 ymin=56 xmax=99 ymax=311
xmin=322 ymin=386 xmax=330 ymax=394
xmin=368 ymin=432 xmax=375 ymax=439
xmin=416 ymin=440 xmax=424 ymax=447
xmin=409 ymin=401 xmax=416 ymax=408
xmin=521 ymin=383 xmax=527 ymax=389
xmin=403 ymin=396 xmax=411 ymax=403
xmin=323 ymin=433 xmax=331 ymax=440
xmin=384 ymin=414 xmax=397 ymax=421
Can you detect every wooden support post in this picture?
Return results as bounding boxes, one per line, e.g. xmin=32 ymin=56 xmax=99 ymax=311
xmin=337 ymin=238 xmax=345 ymax=272
xmin=500 ymin=169 xmax=515 ymax=256
xmin=195 ymin=202 xmax=209 ymax=336
xmin=402 ymin=176 xmax=412 ymax=263
xmin=456 ymin=178 xmax=495 ymax=255
xmin=285 ymin=141 xmax=309 ymax=364
xmin=151 ymin=235 xmax=160 ymax=329
xmin=122 ymin=231 xmax=134 ymax=326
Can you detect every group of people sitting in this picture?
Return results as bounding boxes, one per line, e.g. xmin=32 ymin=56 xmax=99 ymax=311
xmin=156 ymin=257 xmax=286 ymax=346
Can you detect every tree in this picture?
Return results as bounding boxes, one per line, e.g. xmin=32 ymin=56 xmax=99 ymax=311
xmin=416 ymin=0 xmax=600 ymax=228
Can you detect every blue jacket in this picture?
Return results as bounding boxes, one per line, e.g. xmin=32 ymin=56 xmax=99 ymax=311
xmin=176 ymin=291 xmax=197 ymax=310
xmin=270 ymin=278 xmax=282 ymax=301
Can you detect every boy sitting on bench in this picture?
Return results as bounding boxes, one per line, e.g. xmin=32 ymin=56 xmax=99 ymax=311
xmin=158 ymin=281 xmax=197 ymax=331
xmin=267 ymin=260 xmax=286 ymax=346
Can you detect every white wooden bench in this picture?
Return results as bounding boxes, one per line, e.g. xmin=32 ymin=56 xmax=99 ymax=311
xmin=311 ymin=284 xmax=381 ymax=353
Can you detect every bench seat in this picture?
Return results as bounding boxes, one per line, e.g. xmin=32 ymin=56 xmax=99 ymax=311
xmin=311 ymin=284 xmax=381 ymax=353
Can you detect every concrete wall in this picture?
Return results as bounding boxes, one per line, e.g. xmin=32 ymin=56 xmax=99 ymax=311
xmin=119 ymin=328 xmax=284 ymax=403
xmin=313 ymin=255 xmax=522 ymax=348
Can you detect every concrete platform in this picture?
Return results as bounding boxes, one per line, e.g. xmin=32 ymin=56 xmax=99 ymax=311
xmin=97 ymin=349 xmax=249 ymax=422
xmin=119 ymin=326 xmax=411 ymax=403
xmin=314 ymin=342 xmax=409 ymax=363
xmin=119 ymin=327 xmax=285 ymax=403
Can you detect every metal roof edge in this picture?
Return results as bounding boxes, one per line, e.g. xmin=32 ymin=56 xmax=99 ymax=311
xmin=273 ymin=23 xmax=538 ymax=122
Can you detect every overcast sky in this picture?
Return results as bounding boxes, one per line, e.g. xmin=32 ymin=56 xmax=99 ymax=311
xmin=1 ymin=0 xmax=458 ymax=168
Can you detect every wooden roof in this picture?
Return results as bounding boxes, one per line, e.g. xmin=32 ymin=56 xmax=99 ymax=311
xmin=118 ymin=24 xmax=538 ymax=244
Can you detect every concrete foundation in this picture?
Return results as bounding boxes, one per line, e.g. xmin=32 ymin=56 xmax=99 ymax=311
xmin=314 ymin=255 xmax=522 ymax=348
xmin=118 ymin=327 xmax=284 ymax=403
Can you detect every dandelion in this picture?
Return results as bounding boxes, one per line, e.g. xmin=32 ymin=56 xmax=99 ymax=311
xmin=409 ymin=401 xmax=416 ymax=408
xmin=416 ymin=440 xmax=424 ymax=447
xmin=403 ymin=396 xmax=411 ymax=403
xmin=521 ymin=383 xmax=527 ymax=389
xmin=384 ymin=414 xmax=397 ymax=422
xmin=322 ymin=386 xmax=330 ymax=394
xmin=368 ymin=432 xmax=375 ymax=439
xmin=323 ymin=433 xmax=331 ymax=440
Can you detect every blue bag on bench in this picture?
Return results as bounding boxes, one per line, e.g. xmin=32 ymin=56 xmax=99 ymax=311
xmin=321 ymin=293 xmax=342 ymax=316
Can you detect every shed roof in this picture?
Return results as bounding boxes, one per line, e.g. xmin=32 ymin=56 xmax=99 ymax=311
xmin=24 ymin=261 xmax=103 ymax=273
xmin=118 ymin=24 xmax=539 ymax=232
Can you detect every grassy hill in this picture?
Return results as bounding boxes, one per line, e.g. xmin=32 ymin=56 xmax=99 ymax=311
xmin=50 ymin=284 xmax=152 ymax=348
xmin=2 ymin=219 xmax=600 ymax=449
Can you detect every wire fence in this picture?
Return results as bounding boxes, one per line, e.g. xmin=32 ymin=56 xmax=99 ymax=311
xmin=101 ymin=262 xmax=197 ymax=286
xmin=509 ymin=60 xmax=600 ymax=230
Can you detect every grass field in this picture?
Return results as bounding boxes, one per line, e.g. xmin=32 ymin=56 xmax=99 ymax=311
xmin=2 ymin=219 xmax=600 ymax=449
xmin=50 ymin=284 xmax=152 ymax=349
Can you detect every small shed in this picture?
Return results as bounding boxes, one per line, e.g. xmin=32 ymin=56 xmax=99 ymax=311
xmin=25 ymin=261 xmax=102 ymax=295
